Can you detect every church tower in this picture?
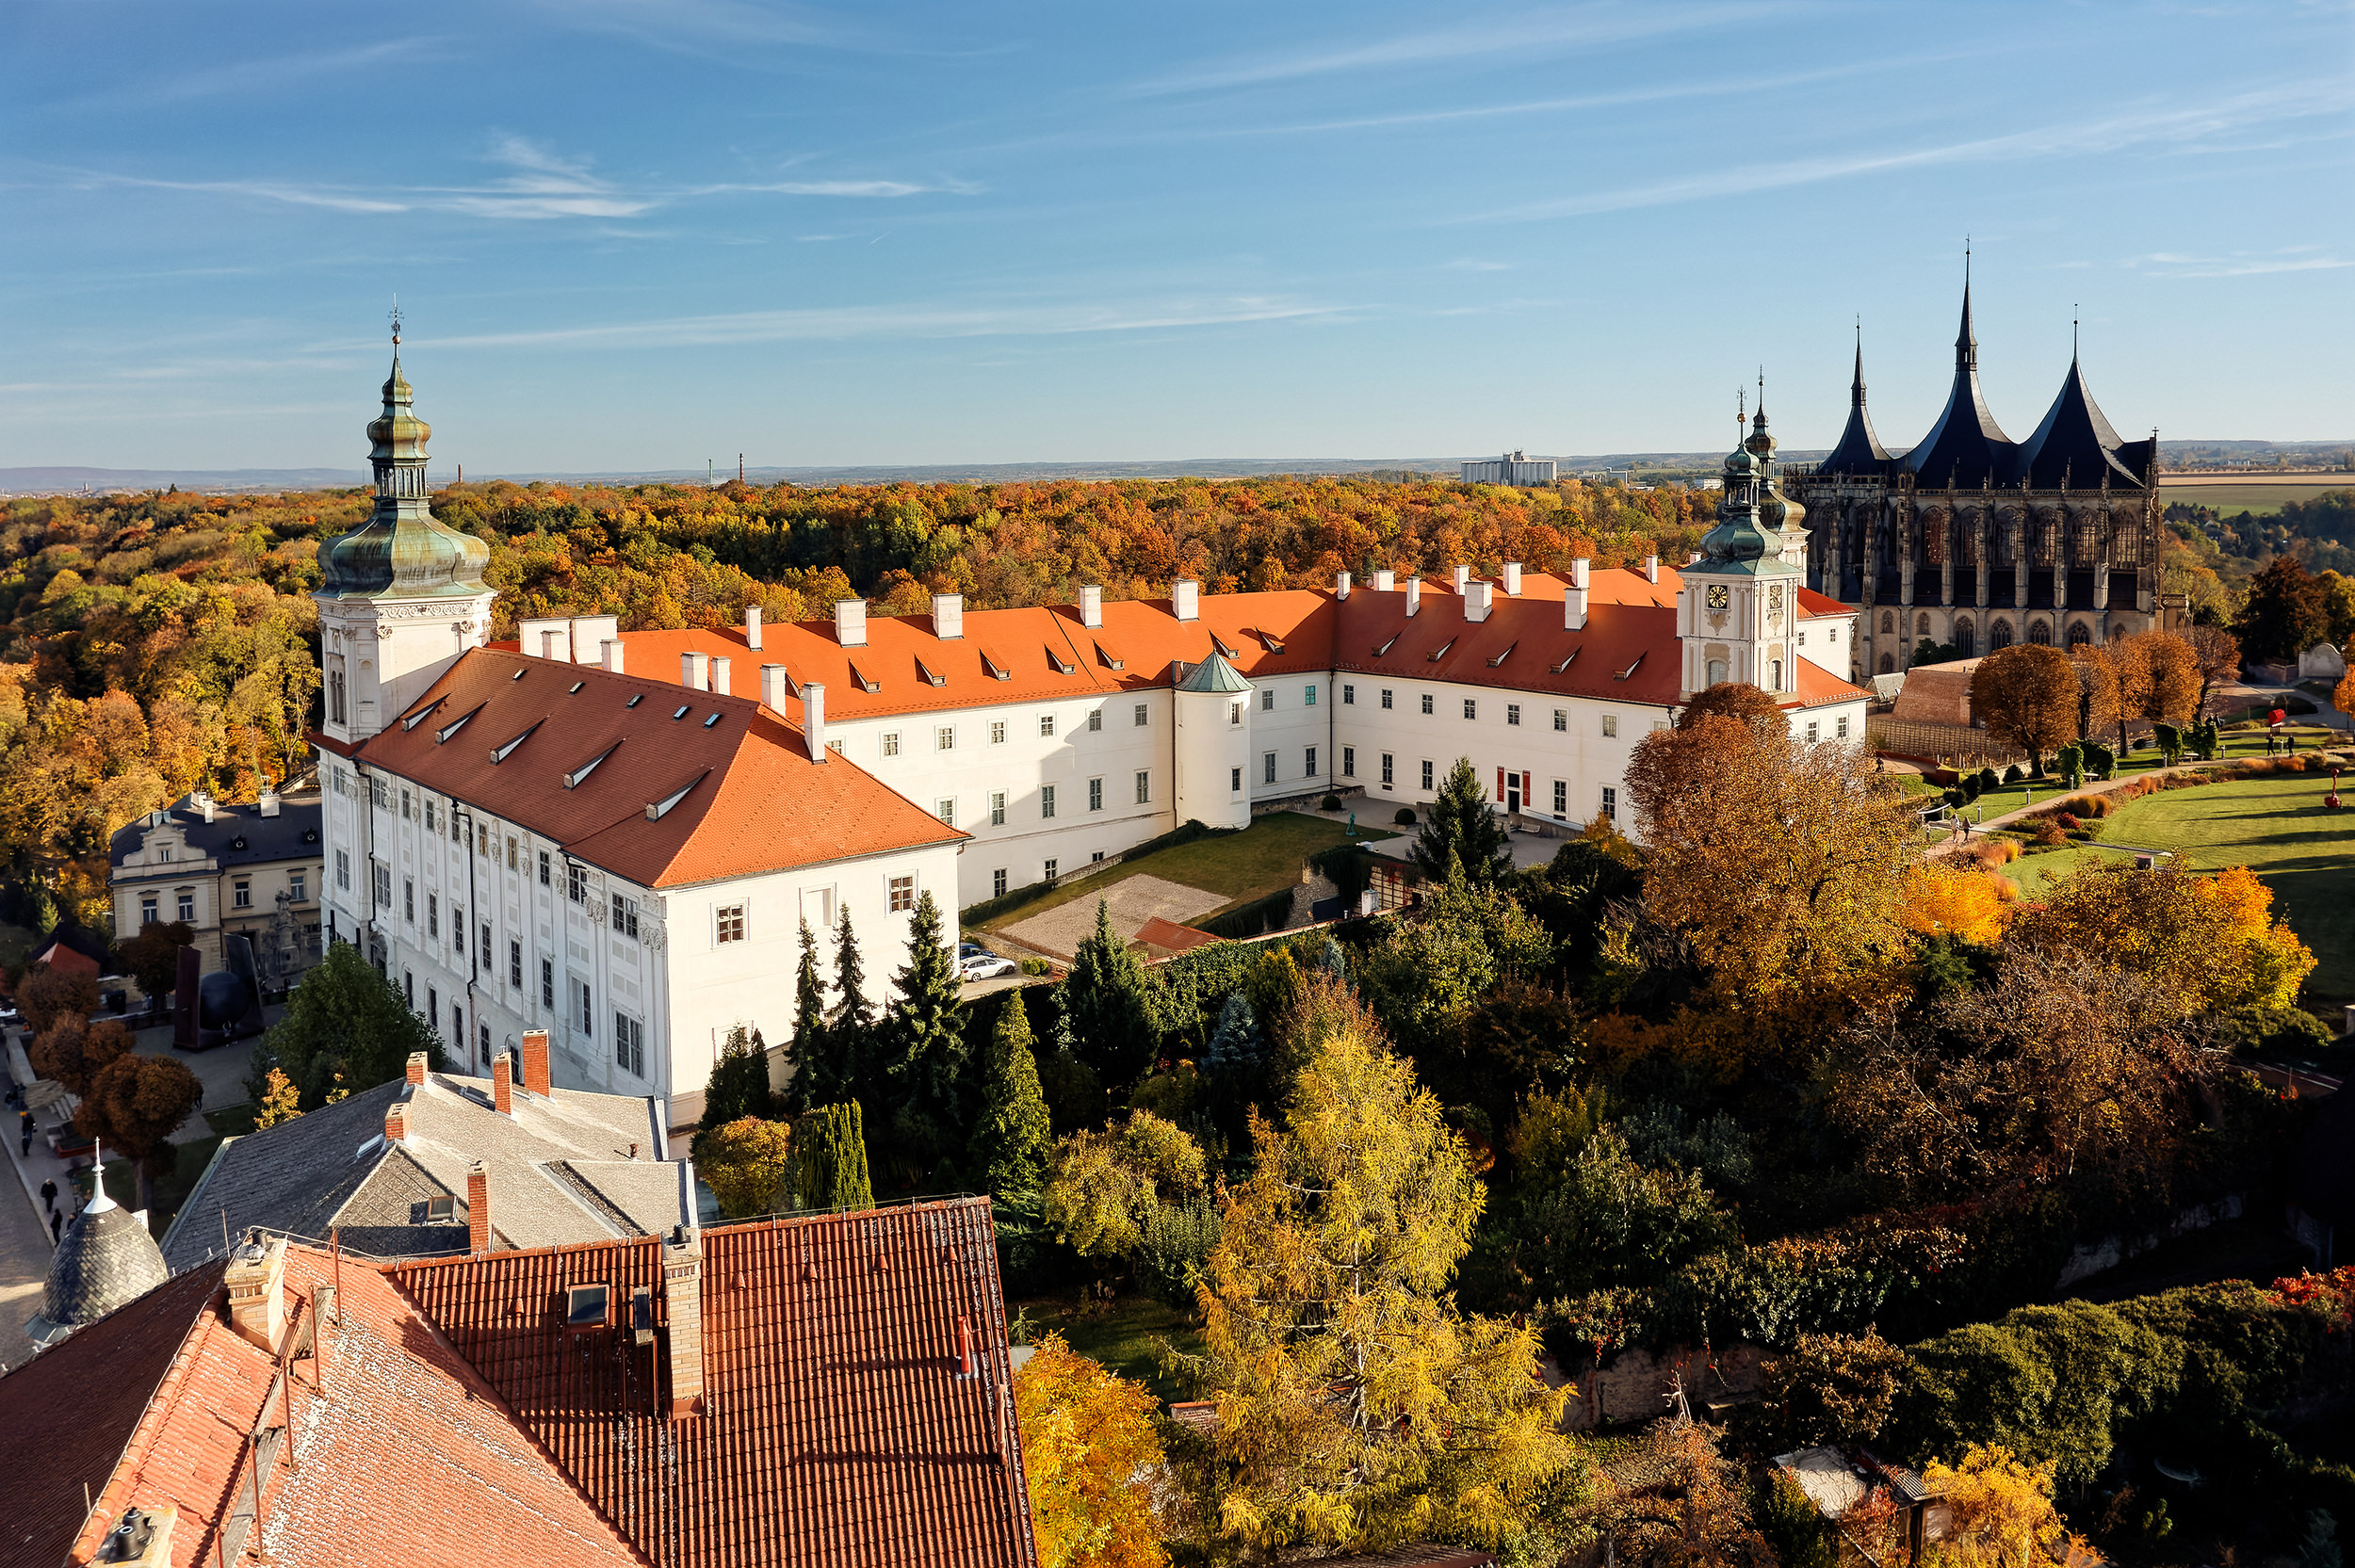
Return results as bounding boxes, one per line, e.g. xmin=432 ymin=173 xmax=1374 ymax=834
xmin=314 ymin=320 xmax=493 ymax=744
xmin=1677 ymin=396 xmax=1805 ymax=701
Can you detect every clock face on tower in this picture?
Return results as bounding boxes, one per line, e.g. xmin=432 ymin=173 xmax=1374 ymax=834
xmin=1706 ymin=584 xmax=1730 ymax=610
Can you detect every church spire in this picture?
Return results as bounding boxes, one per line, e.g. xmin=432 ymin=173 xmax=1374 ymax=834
xmin=1851 ymin=321 xmax=1867 ymax=408
xmin=1955 ymin=242 xmax=1978 ymax=372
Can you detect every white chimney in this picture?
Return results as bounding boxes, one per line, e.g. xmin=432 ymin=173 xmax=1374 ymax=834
xmin=1570 ymin=558 xmax=1591 ymax=589
xmin=540 ymin=629 xmax=563 ymax=661
xmin=682 ymin=651 xmax=708 ymax=692
xmin=744 ymin=605 xmax=763 ymax=651
xmin=1172 ymin=579 xmax=1200 ymax=622
xmin=759 ymin=664 xmax=791 ymax=711
xmin=1645 ymin=555 xmax=1660 ymax=584
xmin=1502 ymin=562 xmax=1522 ymax=596
xmin=1080 ymin=585 xmax=1102 ymax=629
xmin=1566 ymin=557 xmax=1591 ymax=631
xmin=710 ymin=656 xmax=731 ymax=697
xmin=569 ymin=615 xmax=619 ymax=664
xmin=835 ymin=600 xmax=868 ymax=648
xmin=933 ymin=593 xmax=964 ymax=640
xmin=1465 ymin=581 xmax=1493 ymax=622
xmin=603 ymin=639 xmax=625 ymax=674
xmin=258 ymin=788 xmax=280 ymax=818
xmin=1452 ymin=563 xmax=1471 ymax=594
xmin=1335 ymin=571 xmax=1352 ymax=600
xmin=192 ymin=790 xmax=215 ymax=825
xmin=1373 ymin=569 xmax=1395 ymax=592
xmin=803 ymin=682 xmax=827 ymax=761
xmin=1405 ymin=579 xmax=1422 ymax=618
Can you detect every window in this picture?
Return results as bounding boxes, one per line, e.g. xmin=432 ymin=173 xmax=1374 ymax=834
xmin=937 ymin=725 xmax=956 ymax=752
xmin=1421 ymin=693 xmax=1434 ymax=715
xmin=427 ymin=986 xmax=437 ymax=1028
xmin=1305 ymin=745 xmax=1318 ymax=776
xmin=1263 ymin=752 xmax=1277 ymax=785
xmin=140 ymin=897 xmax=157 ymax=925
xmin=1305 ymin=685 xmax=1317 ymax=707
xmin=990 ymin=791 xmax=1006 ymax=826
xmin=480 ymin=922 xmax=493 ymax=970
xmin=1506 ymin=703 xmax=1521 ymax=727
xmin=1133 ymin=703 xmax=1148 ymax=727
xmin=541 ymin=957 xmax=555 ymax=1008
xmin=990 ymin=720 xmax=1007 ymax=745
xmin=452 ymin=905 xmax=463 ymax=950
xmin=993 ymin=868 xmax=1007 ymax=898
xmin=1421 ymin=760 xmax=1435 ymax=790
xmin=1837 ymin=716 xmax=1851 ymax=740
xmin=577 ymin=983 xmax=592 ymax=1036
xmin=1088 ymin=777 xmax=1104 ymax=812
xmin=372 ymin=865 xmax=391 ymax=908
xmin=476 ymin=823 xmax=489 ymax=857
xmin=889 ymin=875 xmax=916 ymax=913
xmin=1259 ymin=689 xmax=1274 ymax=713
xmin=428 ymin=893 xmax=439 ymax=937
xmin=568 ymin=863 xmax=586 ymax=903
xmin=336 ymin=849 xmax=350 ymax=890
xmin=1552 ymin=779 xmax=1567 ymax=816
xmin=479 ymin=1023 xmax=491 ymax=1065
xmin=401 ymin=879 xmax=413 ymax=922
xmin=328 ymin=668 xmax=347 ymax=726
xmin=1805 ymin=720 xmax=1820 ymax=743
xmin=155 ymin=845 xmax=172 ymax=865
xmin=236 ymin=880 xmax=253 ymax=910
xmin=1600 ymin=786 xmax=1617 ymax=821
xmin=538 ymin=850 xmax=551 ymax=886
xmin=717 ymin=904 xmax=745 ymax=944
xmin=510 ymin=939 xmax=522 ymax=990
xmin=400 ymin=788 xmax=413 ymax=820
xmin=1770 ymin=658 xmax=1784 ymax=691
xmin=1041 ymin=784 xmax=1057 ymax=819
xmin=1553 ymin=708 xmax=1567 ymax=732
xmin=508 ymin=836 xmax=521 ymax=871
xmin=1044 ymin=858 xmax=1059 ymax=881
xmin=1134 ymin=770 xmax=1150 ymax=804
xmin=938 ymin=798 xmax=957 ymax=827
xmin=1601 ymin=714 xmax=1618 ymax=738
xmin=1230 ymin=766 xmax=1242 ymax=792
xmin=370 ymin=775 xmax=388 ymax=810
xmin=425 ymin=800 xmax=437 ymax=832
xmin=452 ymin=1002 xmax=464 ymax=1045
xmin=1229 ymin=702 xmax=1243 ymax=726
xmin=1341 ymin=747 xmax=1356 ymax=778
xmin=614 ymin=1014 xmax=644 ymax=1076
xmin=1381 ymin=688 xmax=1393 ymax=710
xmin=611 ymin=894 xmax=640 ymax=938
xmin=1040 ymin=715 xmax=1056 ymax=737
xmin=883 ymin=732 xmax=901 ymax=758
xmin=179 ymin=891 xmax=196 ymax=922
xmin=1343 ymin=684 xmax=1356 ymax=705
xmin=288 ymin=871 xmax=306 ymax=904
xmin=425 ymin=1192 xmax=452 ymax=1223
xmin=1829 ymin=625 xmax=1840 ymax=645
xmin=1087 ymin=709 xmax=1102 ymax=733
xmin=1381 ymin=753 xmax=1394 ymax=786
xmin=1463 ymin=698 xmax=1477 ymax=720
xmin=1707 ymin=657 xmax=1728 ymax=686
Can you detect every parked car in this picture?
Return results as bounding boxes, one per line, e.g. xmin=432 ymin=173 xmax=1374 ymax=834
xmin=957 ymin=939 xmax=987 ymax=958
xmin=958 ymin=952 xmax=1019 ymax=982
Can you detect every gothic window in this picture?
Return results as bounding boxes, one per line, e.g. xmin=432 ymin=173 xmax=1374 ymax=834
xmin=1954 ymin=618 xmax=1975 ymax=657
xmin=1917 ymin=613 xmax=1933 ymax=638
xmin=2067 ymin=622 xmax=2090 ymax=648
xmin=1879 ymin=611 xmax=1894 ymax=635
xmin=1990 ymin=621 xmax=2013 ymax=650
xmin=1877 ymin=654 xmax=1895 ymax=674
xmin=2028 ymin=620 xmax=2053 ymax=646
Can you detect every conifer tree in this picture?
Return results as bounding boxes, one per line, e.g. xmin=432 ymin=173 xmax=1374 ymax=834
xmin=1063 ymin=898 xmax=1159 ymax=1091
xmin=970 ymin=992 xmax=1053 ymax=1198
xmin=1200 ymin=991 xmax=1263 ymax=1132
xmin=1410 ymin=756 xmax=1511 ymax=885
xmin=828 ymin=901 xmax=876 ymax=1103
xmin=780 ymin=917 xmax=834 ymax=1112
xmin=696 ymin=1024 xmax=773 ymax=1152
xmin=885 ymin=891 xmax=967 ymax=1110
xmin=796 ymin=1101 xmax=874 ymax=1212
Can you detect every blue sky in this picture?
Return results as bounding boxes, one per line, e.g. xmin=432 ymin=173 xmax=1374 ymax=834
xmin=4 ymin=1 xmax=2351 ymax=471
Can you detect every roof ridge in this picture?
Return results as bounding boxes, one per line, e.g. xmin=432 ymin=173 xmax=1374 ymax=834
xmin=69 ymin=1266 xmax=235 ymax=1564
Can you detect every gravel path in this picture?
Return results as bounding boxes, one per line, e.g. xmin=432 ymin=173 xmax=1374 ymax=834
xmin=1001 ymin=874 xmax=1226 ymax=960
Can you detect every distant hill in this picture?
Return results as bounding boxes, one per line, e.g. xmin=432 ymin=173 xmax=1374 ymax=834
xmin=0 ymin=466 xmax=366 ymax=495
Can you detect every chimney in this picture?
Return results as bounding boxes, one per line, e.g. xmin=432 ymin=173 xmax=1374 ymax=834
xmin=520 ymin=1028 xmax=549 ymax=1096
xmin=1645 ymin=555 xmax=1660 ymax=584
xmin=492 ymin=1052 xmax=513 ymax=1115
xmin=384 ymin=1102 xmax=408 ymax=1143
xmin=1171 ymin=579 xmax=1199 ymax=622
xmin=1080 ymin=585 xmax=1102 ymax=629
xmin=94 ymin=1504 xmax=176 ymax=1568
xmin=955 ymin=1315 xmax=975 ymax=1377
xmin=1566 ymin=558 xmax=1591 ymax=632
xmin=258 ymin=788 xmax=280 ymax=818
xmin=1502 ymin=562 xmax=1522 ymax=596
xmin=803 ymin=682 xmax=827 ymax=762
xmin=224 ymin=1231 xmax=288 ymax=1352
xmin=1374 ymin=569 xmax=1396 ymax=591
xmin=405 ymin=1050 xmax=429 ymax=1087
xmin=541 ymin=629 xmax=563 ymax=661
xmin=192 ymin=791 xmax=215 ymax=825
xmin=1452 ymin=564 xmax=1471 ymax=594
xmin=467 ymin=1161 xmax=491 ymax=1255
xmin=603 ymin=639 xmax=625 ymax=675
xmin=710 ymin=656 xmax=731 ymax=697
xmin=1335 ymin=571 xmax=1352 ymax=600
xmin=1465 ymin=581 xmax=1493 ymax=622
xmin=932 ymin=593 xmax=964 ymax=640
xmin=744 ymin=605 xmax=763 ymax=651
xmin=1405 ymin=579 xmax=1422 ymax=618
xmin=681 ymin=651 xmax=708 ymax=692
xmin=663 ymin=1227 xmax=705 ymax=1416
xmin=834 ymin=600 xmax=868 ymax=648
xmin=759 ymin=664 xmax=791 ymax=712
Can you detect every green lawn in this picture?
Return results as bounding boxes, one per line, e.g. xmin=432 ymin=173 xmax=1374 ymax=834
xmin=2156 ymin=481 xmax=2350 ymax=515
xmin=974 ymin=811 xmax=1395 ymax=933
xmin=1926 ymin=726 xmax=2347 ymax=831
xmin=1017 ymin=1292 xmax=1206 ymax=1403
xmin=2006 ymin=845 xmax=2107 ymax=897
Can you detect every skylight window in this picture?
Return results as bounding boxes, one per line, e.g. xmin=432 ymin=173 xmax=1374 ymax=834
xmin=626 ymin=694 xmax=643 ymax=708
xmin=569 ymin=681 xmax=584 ymax=694
xmin=488 ymin=719 xmax=543 ymax=764
xmin=564 ymin=741 xmax=620 ymax=790
xmin=644 ymin=769 xmax=711 ymax=821
xmin=703 ymin=712 xmax=722 ymax=728
xmin=399 ymin=697 xmax=446 ymax=732
xmin=673 ymin=705 xmax=690 ymax=720
xmin=565 ymin=1284 xmax=609 ymax=1329
xmin=511 ymin=668 xmax=527 ymax=681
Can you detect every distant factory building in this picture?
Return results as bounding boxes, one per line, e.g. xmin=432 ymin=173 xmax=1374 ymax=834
xmin=1462 ymin=450 xmax=1557 ymax=485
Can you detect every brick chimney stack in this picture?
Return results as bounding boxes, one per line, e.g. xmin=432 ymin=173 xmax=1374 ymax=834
xmin=224 ymin=1232 xmax=288 ymax=1352
xmin=520 ymin=1029 xmax=550 ymax=1097
xmin=384 ymin=1103 xmax=408 ymax=1143
xmin=405 ymin=1051 xmax=429 ymax=1087
xmin=492 ymin=1052 xmax=512 ymax=1115
xmin=663 ymin=1227 xmax=705 ymax=1416
xmin=467 ymin=1162 xmax=492 ymax=1255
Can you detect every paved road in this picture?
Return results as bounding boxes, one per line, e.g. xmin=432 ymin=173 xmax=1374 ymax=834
xmin=0 ymin=1147 xmax=48 ymax=1371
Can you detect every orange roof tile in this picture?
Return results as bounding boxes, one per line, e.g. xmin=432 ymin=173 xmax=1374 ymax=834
xmin=352 ymin=649 xmax=961 ymax=889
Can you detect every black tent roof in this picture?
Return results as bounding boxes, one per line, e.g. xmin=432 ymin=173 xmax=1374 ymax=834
xmin=1819 ymin=337 xmax=1895 ymax=477
xmin=1903 ymin=279 xmax=2018 ymax=488
xmin=2015 ymin=352 xmax=2150 ymax=490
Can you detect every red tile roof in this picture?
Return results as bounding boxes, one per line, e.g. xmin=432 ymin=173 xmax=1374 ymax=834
xmin=349 ymin=649 xmax=962 ymax=889
xmin=396 ymin=1196 xmax=1037 ymax=1568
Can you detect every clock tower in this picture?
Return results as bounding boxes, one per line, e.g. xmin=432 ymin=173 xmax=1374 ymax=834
xmin=1677 ymin=396 xmax=1806 ymax=703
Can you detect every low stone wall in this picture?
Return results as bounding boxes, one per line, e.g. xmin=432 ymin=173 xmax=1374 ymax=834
xmin=1551 ymin=1342 xmax=1770 ymax=1431
xmin=2053 ymin=1194 xmax=2244 ymax=1290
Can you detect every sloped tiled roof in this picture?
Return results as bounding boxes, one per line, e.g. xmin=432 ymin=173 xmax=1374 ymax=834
xmin=397 ymin=1196 xmax=1038 ymax=1568
xmin=346 ymin=649 xmax=962 ymax=889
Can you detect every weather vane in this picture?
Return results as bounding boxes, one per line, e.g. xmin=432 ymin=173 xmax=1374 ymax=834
xmin=389 ymin=299 xmax=402 ymax=346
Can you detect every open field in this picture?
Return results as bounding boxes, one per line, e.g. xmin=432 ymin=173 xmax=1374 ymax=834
xmin=2154 ymin=479 xmax=2348 ymax=514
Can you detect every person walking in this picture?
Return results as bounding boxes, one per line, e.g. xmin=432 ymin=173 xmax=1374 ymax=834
xmin=49 ymin=1210 xmax=63 ymax=1243
xmin=18 ymin=1109 xmax=30 ymax=1158
xmin=39 ymin=1177 xmax=57 ymax=1216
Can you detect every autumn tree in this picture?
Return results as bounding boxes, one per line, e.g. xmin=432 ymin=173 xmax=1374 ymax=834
xmin=1676 ymin=680 xmax=1783 ymax=731
xmin=1043 ymin=1109 xmax=1207 ymax=1268
xmin=29 ymin=1014 xmax=134 ymax=1098
xmin=2183 ymin=622 xmax=2243 ymax=718
xmin=16 ymin=966 xmax=99 ymax=1036
xmin=1762 ymin=1332 xmax=1911 ymax=1448
xmin=1015 ymin=1334 xmax=1171 ymax=1568
xmin=118 ymin=920 xmax=195 ymax=1005
xmin=2011 ymin=862 xmax=2315 ymax=1014
xmin=698 ymin=1116 xmax=796 ymax=1219
xmin=2236 ymin=555 xmax=2330 ymax=663
xmin=1918 ymin=1445 xmax=2103 ymax=1566
xmin=252 ymin=1067 xmax=302 ymax=1130
xmin=1969 ymin=645 xmax=2078 ymax=768
xmin=1410 ymin=757 xmax=1511 ymax=884
xmin=1898 ymin=864 xmax=2011 ymax=947
xmin=1192 ymin=1021 xmax=1575 ymax=1554
xmin=75 ymin=1052 xmax=203 ymax=1213
xmin=2128 ymin=630 xmax=2201 ymax=728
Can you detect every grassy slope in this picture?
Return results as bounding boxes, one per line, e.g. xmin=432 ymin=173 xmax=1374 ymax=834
xmin=1018 ymin=1293 xmax=1206 ymax=1403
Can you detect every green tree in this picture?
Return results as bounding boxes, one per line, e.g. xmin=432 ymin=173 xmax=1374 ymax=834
xmin=1063 ymin=899 xmax=1159 ymax=1091
xmin=1497 ymin=1123 xmax=1735 ymax=1301
xmin=779 ymin=917 xmax=834 ymax=1112
xmin=698 ymin=1116 xmax=796 ymax=1220
xmin=696 ymin=1023 xmax=773 ymax=1149
xmin=795 ymin=1101 xmax=874 ymax=1212
xmin=828 ymin=902 xmax=878 ymax=1105
xmin=970 ymin=992 xmax=1053 ymax=1199
xmin=1192 ymin=1018 xmax=1575 ymax=1554
xmin=882 ymin=890 xmax=968 ymax=1172
xmin=1199 ymin=991 xmax=1263 ymax=1134
xmin=75 ymin=1051 xmax=203 ymax=1213
xmin=247 ymin=940 xmax=442 ymax=1107
xmin=1762 ymin=1332 xmax=1911 ymax=1448
xmin=1410 ymin=757 xmax=1511 ymax=885
xmin=1356 ymin=858 xmax=1554 ymax=1057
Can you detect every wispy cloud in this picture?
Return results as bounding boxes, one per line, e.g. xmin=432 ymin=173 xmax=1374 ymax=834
xmin=63 ymin=39 xmax=445 ymax=109
xmin=1443 ymin=258 xmax=1513 ymax=272
xmin=2135 ymin=249 xmax=2354 ymax=278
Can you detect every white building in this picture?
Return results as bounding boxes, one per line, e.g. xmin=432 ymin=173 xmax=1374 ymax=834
xmin=1462 ymin=450 xmax=1558 ymax=486
xmin=313 ymin=345 xmax=1866 ymax=1113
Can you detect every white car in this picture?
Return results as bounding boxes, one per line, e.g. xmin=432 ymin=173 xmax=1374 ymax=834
xmin=958 ymin=952 xmax=1019 ymax=982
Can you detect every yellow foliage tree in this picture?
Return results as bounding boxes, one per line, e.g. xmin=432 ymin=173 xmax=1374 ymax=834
xmin=1042 ymin=1110 xmax=1208 ymax=1263
xmin=1900 ymin=865 xmax=2013 ymax=946
xmin=2012 ymin=863 xmax=2314 ymax=1012
xmin=253 ymin=1067 xmax=302 ymax=1130
xmin=1014 ymin=1334 xmax=1170 ymax=1568
xmin=1194 ymin=1022 xmax=1575 ymax=1554
xmin=697 ymin=1117 xmax=796 ymax=1219
xmin=1920 ymin=1445 xmax=2104 ymax=1566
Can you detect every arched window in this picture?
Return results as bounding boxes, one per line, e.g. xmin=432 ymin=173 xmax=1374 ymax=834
xmin=1917 ymin=613 xmax=1933 ymax=638
xmin=1770 ymin=658 xmax=1784 ymax=690
xmin=1706 ymin=658 xmax=1728 ymax=687
xmin=1990 ymin=621 xmax=2014 ymax=651
xmin=328 ymin=667 xmax=347 ymax=726
xmin=1880 ymin=610 xmax=1894 ymax=634
xmin=1876 ymin=653 xmax=1895 ymax=674
xmin=1954 ymin=618 xmax=1975 ymax=656
xmin=2028 ymin=620 xmax=2053 ymax=646
xmin=2066 ymin=622 xmax=2090 ymax=648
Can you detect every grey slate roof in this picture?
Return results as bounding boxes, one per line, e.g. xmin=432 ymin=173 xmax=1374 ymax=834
xmin=163 ymin=1067 xmax=683 ymax=1270
xmin=27 ymin=1198 xmax=170 ymax=1347
xmin=107 ymin=791 xmax=324 ymax=872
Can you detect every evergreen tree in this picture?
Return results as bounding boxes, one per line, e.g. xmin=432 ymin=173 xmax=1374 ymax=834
xmin=1063 ymin=898 xmax=1159 ymax=1091
xmin=880 ymin=891 xmax=970 ymax=1178
xmin=696 ymin=1023 xmax=773 ymax=1145
xmin=1200 ymin=991 xmax=1264 ymax=1132
xmin=780 ymin=917 xmax=834 ymax=1112
xmin=828 ymin=901 xmax=877 ymax=1104
xmin=970 ymin=992 xmax=1053 ymax=1197
xmin=795 ymin=1101 xmax=874 ymax=1212
xmin=1410 ymin=756 xmax=1511 ymax=886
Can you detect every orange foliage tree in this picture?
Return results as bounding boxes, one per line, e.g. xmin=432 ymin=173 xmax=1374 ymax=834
xmin=1014 ymin=1333 xmax=1170 ymax=1568
xmin=2010 ymin=863 xmax=2314 ymax=1013
xmin=1969 ymin=645 xmax=2077 ymax=767
xmin=1899 ymin=864 xmax=2013 ymax=947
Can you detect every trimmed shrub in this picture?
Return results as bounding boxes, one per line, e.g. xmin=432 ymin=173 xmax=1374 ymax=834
xmin=1393 ymin=807 xmax=1417 ymax=826
xmin=2004 ymin=765 xmax=2024 ymax=784
xmin=1318 ymin=793 xmax=1343 ymax=812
